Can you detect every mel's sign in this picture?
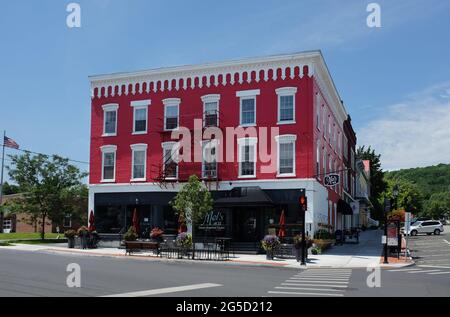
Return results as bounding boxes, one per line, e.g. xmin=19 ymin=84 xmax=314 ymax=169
xmin=324 ymin=174 xmax=340 ymax=187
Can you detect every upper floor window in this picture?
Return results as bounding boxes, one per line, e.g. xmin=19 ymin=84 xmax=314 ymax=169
xmin=316 ymin=140 xmax=321 ymax=178
xmin=102 ymin=104 xmax=119 ymax=137
xmin=238 ymin=137 xmax=257 ymax=178
xmin=162 ymin=142 xmax=179 ymax=179
xmin=276 ymin=135 xmax=297 ymax=177
xmin=276 ymin=87 xmax=297 ymax=124
xmin=237 ymin=89 xmax=260 ymax=126
xmin=202 ymin=94 xmax=220 ymax=127
xmin=163 ymin=98 xmax=180 ymax=131
xmin=131 ymin=100 xmax=151 ymax=134
xmin=202 ymin=140 xmax=218 ymax=179
xmin=101 ymin=145 xmax=117 ymax=182
xmin=316 ymin=94 xmax=321 ymax=130
xmin=323 ymin=148 xmax=327 ymax=176
xmin=337 ymin=131 xmax=341 ymax=156
xmin=343 ymin=135 xmax=348 ymax=159
xmin=322 ymin=106 xmax=326 ymax=134
xmin=328 ymin=116 xmax=332 ymax=142
xmin=131 ymin=144 xmax=148 ymax=181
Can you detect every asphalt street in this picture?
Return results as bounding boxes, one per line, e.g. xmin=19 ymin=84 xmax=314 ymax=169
xmin=0 ymin=226 xmax=449 ymax=297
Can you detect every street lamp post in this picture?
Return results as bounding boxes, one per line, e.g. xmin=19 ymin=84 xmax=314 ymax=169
xmin=383 ymin=197 xmax=390 ymax=264
xmin=393 ymin=185 xmax=399 ymax=211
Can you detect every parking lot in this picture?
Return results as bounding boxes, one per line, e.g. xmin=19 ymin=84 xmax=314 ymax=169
xmin=408 ymin=225 xmax=450 ymax=267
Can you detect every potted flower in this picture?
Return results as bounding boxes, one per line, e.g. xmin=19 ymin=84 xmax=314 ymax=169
xmin=123 ymin=227 xmax=138 ymax=242
xmin=150 ymin=227 xmax=165 ymax=243
xmin=77 ymin=226 xmax=89 ymax=249
xmin=88 ymin=231 xmax=100 ymax=249
xmin=64 ymin=229 xmax=76 ymax=249
xmin=311 ymin=246 xmax=322 ymax=255
xmin=292 ymin=235 xmax=312 ymax=262
xmin=176 ymin=232 xmax=192 ymax=248
xmin=261 ymin=235 xmax=280 ymax=260
xmin=313 ymin=229 xmax=335 ymax=251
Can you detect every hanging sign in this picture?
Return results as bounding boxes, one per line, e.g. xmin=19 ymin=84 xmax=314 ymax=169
xmin=324 ymin=174 xmax=340 ymax=187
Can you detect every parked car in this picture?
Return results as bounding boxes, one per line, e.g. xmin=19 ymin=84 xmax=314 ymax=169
xmin=402 ymin=221 xmax=444 ymax=236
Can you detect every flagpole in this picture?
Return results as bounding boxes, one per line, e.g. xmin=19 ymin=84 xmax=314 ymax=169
xmin=0 ymin=130 xmax=6 ymax=233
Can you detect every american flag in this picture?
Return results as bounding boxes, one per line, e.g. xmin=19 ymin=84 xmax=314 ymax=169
xmin=4 ymin=136 xmax=19 ymax=149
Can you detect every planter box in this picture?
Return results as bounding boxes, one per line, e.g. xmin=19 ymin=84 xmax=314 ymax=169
xmin=313 ymin=239 xmax=335 ymax=251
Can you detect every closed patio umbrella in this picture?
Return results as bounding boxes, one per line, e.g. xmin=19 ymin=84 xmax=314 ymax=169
xmin=278 ymin=210 xmax=286 ymax=240
xmin=132 ymin=208 xmax=140 ymax=235
xmin=88 ymin=210 xmax=96 ymax=232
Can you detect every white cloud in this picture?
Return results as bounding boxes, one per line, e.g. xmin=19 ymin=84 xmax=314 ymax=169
xmin=358 ymin=82 xmax=450 ymax=171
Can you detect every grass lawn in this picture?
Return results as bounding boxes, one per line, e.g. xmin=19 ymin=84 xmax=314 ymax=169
xmin=0 ymin=233 xmax=62 ymax=241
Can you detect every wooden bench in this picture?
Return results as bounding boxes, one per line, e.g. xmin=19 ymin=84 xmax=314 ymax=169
xmin=125 ymin=241 xmax=159 ymax=255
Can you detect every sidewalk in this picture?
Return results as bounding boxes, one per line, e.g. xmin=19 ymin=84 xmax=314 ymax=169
xmin=0 ymin=230 xmax=413 ymax=269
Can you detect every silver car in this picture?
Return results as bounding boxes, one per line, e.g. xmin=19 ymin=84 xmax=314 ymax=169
xmin=405 ymin=221 xmax=444 ymax=236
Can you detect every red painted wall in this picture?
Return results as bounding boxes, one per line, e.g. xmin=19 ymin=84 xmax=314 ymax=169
xmin=89 ymin=69 xmax=321 ymax=185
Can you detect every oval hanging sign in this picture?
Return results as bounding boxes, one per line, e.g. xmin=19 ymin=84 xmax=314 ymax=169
xmin=324 ymin=174 xmax=340 ymax=187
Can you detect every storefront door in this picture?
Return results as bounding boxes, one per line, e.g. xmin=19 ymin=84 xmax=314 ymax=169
xmin=232 ymin=208 xmax=259 ymax=242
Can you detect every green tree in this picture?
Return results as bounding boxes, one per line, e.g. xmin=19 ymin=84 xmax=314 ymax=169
xmin=357 ymin=146 xmax=387 ymax=220
xmin=424 ymin=191 xmax=450 ymax=219
xmin=384 ymin=178 xmax=423 ymax=215
xmin=170 ymin=175 xmax=213 ymax=259
xmin=7 ymin=153 xmax=88 ymax=240
xmin=1 ymin=182 xmax=20 ymax=195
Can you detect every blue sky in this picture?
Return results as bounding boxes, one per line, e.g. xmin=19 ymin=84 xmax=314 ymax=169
xmin=1 ymin=0 xmax=450 ymax=177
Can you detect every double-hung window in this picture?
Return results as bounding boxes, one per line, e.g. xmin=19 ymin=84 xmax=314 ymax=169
xmin=276 ymin=87 xmax=297 ymax=124
xmin=163 ymin=98 xmax=180 ymax=131
xmin=101 ymin=145 xmax=117 ymax=182
xmin=202 ymin=94 xmax=220 ymax=127
xmin=202 ymin=140 xmax=218 ymax=179
xmin=131 ymin=100 xmax=150 ymax=134
xmin=131 ymin=144 xmax=147 ymax=181
xmin=162 ymin=142 xmax=179 ymax=179
xmin=276 ymin=135 xmax=297 ymax=177
xmin=316 ymin=140 xmax=321 ymax=178
xmin=316 ymin=93 xmax=321 ymax=130
xmin=102 ymin=104 xmax=119 ymax=136
xmin=237 ymin=90 xmax=260 ymax=126
xmin=238 ymin=138 xmax=257 ymax=178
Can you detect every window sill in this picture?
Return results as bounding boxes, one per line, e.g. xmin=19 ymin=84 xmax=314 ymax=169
xmin=277 ymin=173 xmax=296 ymax=178
xmin=239 ymin=123 xmax=256 ymax=128
xmin=164 ymin=128 xmax=180 ymax=132
xmin=277 ymin=121 xmax=296 ymax=125
xmin=131 ymin=178 xmax=146 ymax=182
xmin=238 ymin=175 xmax=257 ymax=179
xmin=102 ymin=133 xmax=117 ymax=137
xmin=101 ymin=179 xmax=116 ymax=183
xmin=132 ymin=131 xmax=147 ymax=135
xmin=164 ymin=177 xmax=178 ymax=181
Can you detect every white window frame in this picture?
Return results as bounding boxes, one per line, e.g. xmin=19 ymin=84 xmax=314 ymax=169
xmin=275 ymin=134 xmax=297 ymax=177
xmin=276 ymin=87 xmax=297 ymax=125
xmin=131 ymin=100 xmax=151 ymax=135
xmin=323 ymin=148 xmax=327 ymax=176
xmin=316 ymin=140 xmax=321 ymax=179
xmin=201 ymin=94 xmax=220 ymax=127
xmin=130 ymin=143 xmax=148 ymax=182
xmin=101 ymin=145 xmax=117 ymax=183
xmin=102 ymin=104 xmax=119 ymax=137
xmin=237 ymin=90 xmax=260 ymax=127
xmin=3 ymin=219 xmax=12 ymax=230
xmin=316 ymin=93 xmax=321 ymax=131
xmin=163 ymin=98 xmax=180 ymax=131
xmin=237 ymin=137 xmax=258 ymax=178
xmin=201 ymin=139 xmax=219 ymax=179
xmin=161 ymin=141 xmax=179 ymax=180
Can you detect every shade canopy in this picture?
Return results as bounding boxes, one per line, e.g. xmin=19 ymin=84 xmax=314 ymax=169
xmin=214 ymin=187 xmax=274 ymax=207
xmin=337 ymin=199 xmax=353 ymax=215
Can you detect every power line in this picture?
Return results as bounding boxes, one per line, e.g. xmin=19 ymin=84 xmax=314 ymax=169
xmin=0 ymin=144 xmax=89 ymax=165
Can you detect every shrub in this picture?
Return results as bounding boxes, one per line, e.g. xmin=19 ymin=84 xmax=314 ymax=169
xmin=293 ymin=234 xmax=312 ymax=249
xmin=176 ymin=232 xmax=192 ymax=248
xmin=261 ymin=235 xmax=280 ymax=251
xmin=150 ymin=227 xmax=164 ymax=239
xmin=314 ymin=229 xmax=335 ymax=240
xmin=64 ymin=230 xmax=77 ymax=239
xmin=311 ymin=246 xmax=322 ymax=255
xmin=123 ymin=227 xmax=138 ymax=242
xmin=77 ymin=226 xmax=89 ymax=236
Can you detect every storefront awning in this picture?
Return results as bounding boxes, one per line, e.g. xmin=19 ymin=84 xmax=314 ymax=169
xmin=214 ymin=187 xmax=274 ymax=207
xmin=337 ymin=199 xmax=353 ymax=215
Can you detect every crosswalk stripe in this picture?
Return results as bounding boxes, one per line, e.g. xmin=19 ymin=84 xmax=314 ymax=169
xmin=281 ymin=283 xmax=348 ymax=288
xmin=269 ymin=291 xmax=344 ymax=297
xmin=407 ymin=270 xmax=441 ymax=274
xmin=388 ymin=268 xmax=421 ymax=272
xmin=275 ymin=286 xmax=344 ymax=292
xmin=296 ymin=274 xmax=351 ymax=277
xmin=293 ymin=277 xmax=350 ymax=281
xmin=287 ymin=279 xmax=348 ymax=284
xmin=428 ymin=271 xmax=450 ymax=275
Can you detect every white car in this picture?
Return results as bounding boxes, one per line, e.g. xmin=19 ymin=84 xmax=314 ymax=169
xmin=403 ymin=221 xmax=444 ymax=236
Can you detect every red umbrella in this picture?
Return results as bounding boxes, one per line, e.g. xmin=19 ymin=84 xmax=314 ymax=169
xmin=132 ymin=208 xmax=140 ymax=235
xmin=178 ymin=213 xmax=187 ymax=234
xmin=278 ymin=210 xmax=286 ymax=239
xmin=88 ymin=210 xmax=96 ymax=232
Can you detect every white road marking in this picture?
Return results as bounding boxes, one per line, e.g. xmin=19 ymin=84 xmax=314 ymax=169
xmin=281 ymin=283 xmax=348 ymax=288
xmin=428 ymin=271 xmax=450 ymax=275
xmin=275 ymin=286 xmax=344 ymax=292
xmin=268 ymin=291 xmax=344 ymax=297
xmin=101 ymin=283 xmax=222 ymax=297
xmin=443 ymin=239 xmax=450 ymax=245
xmin=407 ymin=270 xmax=441 ymax=274
xmin=287 ymin=279 xmax=349 ymax=284
xmin=388 ymin=268 xmax=421 ymax=272
xmin=293 ymin=276 xmax=350 ymax=280
xmin=419 ymin=265 xmax=450 ymax=269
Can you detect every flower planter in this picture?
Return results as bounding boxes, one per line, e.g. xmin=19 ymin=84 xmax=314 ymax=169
xmin=313 ymin=239 xmax=335 ymax=251
xmin=67 ymin=238 xmax=75 ymax=249
xmin=266 ymin=250 xmax=274 ymax=260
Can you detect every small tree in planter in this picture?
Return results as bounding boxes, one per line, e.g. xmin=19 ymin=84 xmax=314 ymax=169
xmin=64 ymin=230 xmax=77 ymax=248
xmin=123 ymin=227 xmax=138 ymax=242
xmin=261 ymin=235 xmax=280 ymax=260
xmin=77 ymin=226 xmax=89 ymax=249
xmin=170 ymin=175 xmax=213 ymax=260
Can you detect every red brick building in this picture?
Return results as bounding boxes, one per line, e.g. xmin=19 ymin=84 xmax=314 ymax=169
xmin=88 ymin=51 xmax=356 ymax=247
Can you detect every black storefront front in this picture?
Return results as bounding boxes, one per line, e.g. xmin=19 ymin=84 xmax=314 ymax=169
xmin=94 ymin=187 xmax=304 ymax=250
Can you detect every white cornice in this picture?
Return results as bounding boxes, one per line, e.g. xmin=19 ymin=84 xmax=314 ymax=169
xmin=89 ymin=50 xmax=348 ymax=120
